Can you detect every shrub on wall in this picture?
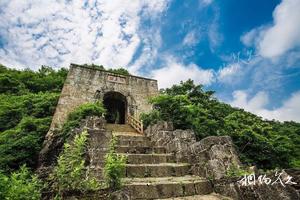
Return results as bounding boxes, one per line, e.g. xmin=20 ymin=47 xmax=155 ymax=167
xmin=61 ymin=102 xmax=106 ymax=138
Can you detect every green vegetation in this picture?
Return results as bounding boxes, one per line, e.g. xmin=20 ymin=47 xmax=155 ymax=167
xmin=0 ymin=65 xmax=67 ymax=172
xmin=0 ymin=116 xmax=52 ymax=172
xmin=82 ymin=63 xmax=130 ymax=76
xmin=0 ymin=64 xmax=299 ymax=198
xmin=107 ymin=68 xmax=130 ymax=76
xmin=51 ymin=130 xmax=99 ymax=197
xmin=104 ymin=136 xmax=127 ymax=190
xmin=0 ymin=92 xmax=59 ymax=132
xmin=141 ymin=80 xmax=300 ymax=169
xmin=0 ymin=165 xmax=43 ymax=200
xmin=225 ymin=165 xmax=251 ymax=178
xmin=60 ymin=102 xmax=106 ymax=138
xmin=0 ymin=65 xmax=68 ymax=94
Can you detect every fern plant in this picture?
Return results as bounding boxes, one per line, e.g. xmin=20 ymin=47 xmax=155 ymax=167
xmin=51 ymin=130 xmax=99 ymax=197
xmin=104 ymin=136 xmax=127 ymax=190
xmin=0 ymin=165 xmax=42 ymax=200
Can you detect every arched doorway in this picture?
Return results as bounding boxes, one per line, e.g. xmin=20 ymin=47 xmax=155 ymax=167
xmin=103 ymin=91 xmax=127 ymax=124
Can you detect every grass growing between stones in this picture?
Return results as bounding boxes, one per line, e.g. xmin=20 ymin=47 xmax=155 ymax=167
xmin=225 ymin=165 xmax=251 ymax=178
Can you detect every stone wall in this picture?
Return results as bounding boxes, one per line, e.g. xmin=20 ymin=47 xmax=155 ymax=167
xmin=213 ymin=174 xmax=300 ymax=200
xmin=40 ymin=116 xmax=112 ymax=199
xmin=144 ymin=121 xmax=241 ymax=179
xmin=87 ymin=119 xmax=112 ymax=181
xmin=144 ymin=121 xmax=300 ymax=200
xmin=189 ymin=136 xmax=241 ymax=180
xmin=49 ymin=64 xmax=158 ymax=131
xmin=144 ymin=121 xmax=196 ymax=163
xmin=38 ymin=116 xmax=109 ymax=173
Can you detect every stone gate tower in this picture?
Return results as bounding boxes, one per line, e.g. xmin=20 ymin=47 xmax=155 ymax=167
xmin=49 ymin=64 xmax=158 ymax=130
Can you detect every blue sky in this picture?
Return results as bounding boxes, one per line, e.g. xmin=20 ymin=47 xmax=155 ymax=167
xmin=0 ymin=0 xmax=300 ymax=122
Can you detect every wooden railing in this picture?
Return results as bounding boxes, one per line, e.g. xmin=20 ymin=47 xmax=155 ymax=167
xmin=127 ymin=114 xmax=143 ymax=134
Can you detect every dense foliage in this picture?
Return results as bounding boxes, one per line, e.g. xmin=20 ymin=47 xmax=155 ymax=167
xmin=60 ymin=102 xmax=106 ymax=138
xmin=141 ymin=80 xmax=300 ymax=169
xmin=0 ymin=65 xmax=68 ymax=94
xmin=0 ymin=62 xmax=298 ymax=200
xmin=0 ymin=65 xmax=68 ymax=172
xmin=104 ymin=136 xmax=126 ymax=190
xmin=51 ymin=130 xmax=99 ymax=197
xmin=0 ymin=165 xmax=43 ymax=200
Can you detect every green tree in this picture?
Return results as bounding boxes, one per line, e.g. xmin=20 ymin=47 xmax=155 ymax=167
xmin=141 ymin=80 xmax=300 ymax=169
xmin=0 ymin=64 xmax=67 ymax=173
xmin=0 ymin=117 xmax=52 ymax=171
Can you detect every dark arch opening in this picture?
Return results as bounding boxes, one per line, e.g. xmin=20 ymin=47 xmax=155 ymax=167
xmin=103 ymin=91 xmax=127 ymax=124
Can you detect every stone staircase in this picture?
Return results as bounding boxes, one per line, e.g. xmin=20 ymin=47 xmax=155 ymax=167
xmin=105 ymin=124 xmax=230 ymax=200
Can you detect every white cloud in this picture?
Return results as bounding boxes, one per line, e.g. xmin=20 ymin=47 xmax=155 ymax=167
xmin=242 ymin=0 xmax=300 ymax=58
xmin=0 ymin=0 xmax=169 ymax=70
xmin=128 ymin=28 xmax=162 ymax=74
xmin=151 ymin=56 xmax=215 ymax=88
xmin=199 ymin=0 xmax=213 ymax=7
xmin=183 ymin=30 xmax=200 ymax=46
xmin=259 ymin=0 xmax=300 ymax=58
xmin=217 ymin=63 xmax=242 ymax=84
xmin=230 ymin=90 xmax=300 ymax=122
xmin=207 ymin=10 xmax=223 ymax=51
xmin=241 ymin=28 xmax=260 ymax=47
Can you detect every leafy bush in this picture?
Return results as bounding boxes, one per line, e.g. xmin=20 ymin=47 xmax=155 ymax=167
xmin=61 ymin=102 xmax=106 ymax=138
xmin=140 ymin=110 xmax=162 ymax=128
xmin=107 ymin=68 xmax=130 ymax=76
xmin=142 ymin=80 xmax=300 ymax=169
xmin=0 ymin=117 xmax=52 ymax=171
xmin=0 ymin=171 xmax=9 ymax=199
xmin=0 ymin=74 xmax=26 ymax=94
xmin=0 ymin=92 xmax=59 ymax=131
xmin=82 ymin=64 xmax=105 ymax=70
xmin=51 ymin=130 xmax=99 ymax=197
xmin=0 ymin=65 xmax=69 ymax=174
xmin=0 ymin=165 xmax=43 ymax=200
xmin=0 ymin=65 xmax=66 ymax=173
xmin=104 ymin=136 xmax=126 ymax=190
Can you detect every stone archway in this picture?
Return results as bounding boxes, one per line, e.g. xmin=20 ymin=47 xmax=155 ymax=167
xmin=103 ymin=91 xmax=127 ymax=124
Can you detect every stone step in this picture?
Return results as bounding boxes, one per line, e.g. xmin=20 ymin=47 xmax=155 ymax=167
xmin=123 ymin=176 xmax=213 ymax=199
xmin=116 ymin=146 xmax=166 ymax=154
xmin=156 ymin=193 xmax=232 ymax=200
xmin=120 ymin=153 xmax=175 ymax=164
xmin=113 ymin=132 xmax=143 ymax=137
xmin=89 ymin=158 xmax=105 ymax=167
xmin=106 ymin=123 xmax=138 ymax=133
xmin=125 ymin=163 xmax=191 ymax=178
xmin=117 ymin=139 xmax=151 ymax=147
xmin=116 ymin=135 xmax=147 ymax=141
xmin=87 ymin=166 xmax=104 ymax=180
